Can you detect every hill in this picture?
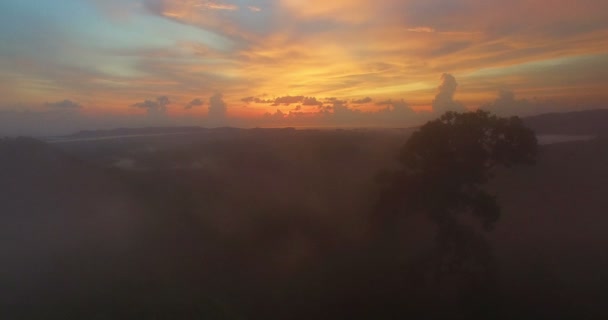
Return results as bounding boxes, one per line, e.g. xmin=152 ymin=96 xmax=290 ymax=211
xmin=524 ymin=108 xmax=608 ymax=136
xmin=61 ymin=126 xmax=207 ymax=139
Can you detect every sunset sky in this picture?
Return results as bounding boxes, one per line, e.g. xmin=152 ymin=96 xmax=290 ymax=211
xmin=1 ymin=0 xmax=608 ymax=134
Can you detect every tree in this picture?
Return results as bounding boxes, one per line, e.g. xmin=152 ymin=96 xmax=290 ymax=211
xmin=377 ymin=110 xmax=537 ymax=229
xmin=374 ymin=110 xmax=538 ymax=313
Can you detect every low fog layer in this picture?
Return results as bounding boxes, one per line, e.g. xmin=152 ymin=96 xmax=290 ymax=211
xmin=2 ymin=108 xmax=608 ymax=319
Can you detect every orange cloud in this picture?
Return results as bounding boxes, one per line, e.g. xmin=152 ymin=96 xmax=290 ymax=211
xmin=4 ymin=0 xmax=608 ymax=129
xmin=199 ymin=1 xmax=238 ymax=11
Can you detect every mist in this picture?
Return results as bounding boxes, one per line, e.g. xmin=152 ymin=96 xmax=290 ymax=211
xmin=2 ymin=109 xmax=608 ymax=318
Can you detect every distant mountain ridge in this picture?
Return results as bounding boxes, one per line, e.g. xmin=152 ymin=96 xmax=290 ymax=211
xmin=53 ymin=108 xmax=608 ymax=139
xmin=523 ymin=108 xmax=608 ymax=137
xmin=65 ymin=126 xmax=207 ymax=138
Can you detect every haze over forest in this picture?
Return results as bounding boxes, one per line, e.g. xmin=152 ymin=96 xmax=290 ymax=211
xmin=2 ymin=1 xmax=608 ymax=319
xmin=2 ymin=111 xmax=608 ymax=318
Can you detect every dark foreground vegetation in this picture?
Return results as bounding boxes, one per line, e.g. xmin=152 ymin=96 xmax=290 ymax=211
xmin=2 ymin=110 xmax=608 ymax=319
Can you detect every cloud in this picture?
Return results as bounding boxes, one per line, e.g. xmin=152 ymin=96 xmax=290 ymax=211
xmin=45 ymin=100 xmax=82 ymax=110
xmin=330 ymin=99 xmax=356 ymax=117
xmin=241 ymin=96 xmax=255 ymax=103
xmin=131 ymin=96 xmax=170 ymax=116
xmin=208 ymin=93 xmax=228 ymax=126
xmin=241 ymin=96 xmax=274 ymax=104
xmin=376 ymin=100 xmax=394 ymax=106
xmin=201 ymin=1 xmax=238 ymax=11
xmin=258 ymin=95 xmax=429 ymax=127
xmin=352 ymin=97 xmax=372 ymax=104
xmin=4 ymin=0 xmax=608 ymax=122
xmin=274 ymin=96 xmax=306 ymax=106
xmin=432 ymin=73 xmax=466 ymax=113
xmin=185 ymin=98 xmax=204 ymax=109
xmin=141 ymin=0 xmax=271 ymax=43
xmin=242 ymin=96 xmax=260 ymax=103
xmin=407 ymin=26 xmax=435 ymax=33
xmin=263 ymin=109 xmax=286 ymax=121
xmin=243 ymin=95 xmax=323 ymax=106
xmin=374 ymin=99 xmax=418 ymax=119
xmin=479 ymin=89 xmax=557 ymax=117
xmin=302 ymin=97 xmax=323 ymax=106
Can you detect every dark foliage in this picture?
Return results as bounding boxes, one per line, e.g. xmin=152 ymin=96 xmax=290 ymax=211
xmin=377 ymin=110 xmax=538 ymax=229
xmin=374 ymin=111 xmax=538 ymax=316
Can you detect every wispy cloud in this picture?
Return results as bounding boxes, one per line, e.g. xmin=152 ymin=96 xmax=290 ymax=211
xmin=407 ymin=26 xmax=435 ymax=33
xmin=198 ymin=1 xmax=239 ymax=11
xmin=248 ymin=6 xmax=261 ymax=12
xmin=46 ymin=100 xmax=82 ymax=110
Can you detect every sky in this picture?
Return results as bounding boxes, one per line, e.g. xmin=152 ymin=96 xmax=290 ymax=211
xmin=1 ymin=0 xmax=608 ymax=135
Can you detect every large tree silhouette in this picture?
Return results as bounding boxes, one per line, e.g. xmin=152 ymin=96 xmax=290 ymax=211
xmin=378 ymin=110 xmax=537 ymax=227
xmin=375 ymin=110 xmax=538 ymax=315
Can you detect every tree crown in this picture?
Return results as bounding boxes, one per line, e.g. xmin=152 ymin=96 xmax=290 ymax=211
xmin=379 ymin=110 xmax=538 ymax=230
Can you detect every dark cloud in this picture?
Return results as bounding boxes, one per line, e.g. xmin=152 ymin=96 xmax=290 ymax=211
xmin=241 ymin=96 xmax=273 ymax=104
xmin=46 ymin=100 xmax=82 ymax=110
xmin=185 ymin=98 xmax=204 ymax=109
xmin=131 ymin=96 xmax=170 ymax=116
xmin=325 ymin=97 xmax=347 ymax=105
xmin=241 ymin=96 xmax=256 ymax=103
xmin=208 ymin=93 xmax=228 ymax=126
xmin=258 ymin=96 xmax=428 ymax=127
xmin=243 ymin=96 xmax=317 ymax=105
xmin=274 ymin=96 xmax=305 ymax=106
xmin=302 ymin=97 xmax=323 ymax=106
xmin=244 ymin=95 xmax=323 ymax=106
xmin=331 ymin=99 xmax=356 ymax=116
xmin=376 ymin=100 xmax=394 ymax=106
xmin=263 ymin=109 xmax=286 ymax=121
xmin=352 ymin=97 xmax=372 ymax=104
xmin=376 ymin=99 xmax=411 ymax=111
xmin=432 ymin=73 xmax=466 ymax=113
